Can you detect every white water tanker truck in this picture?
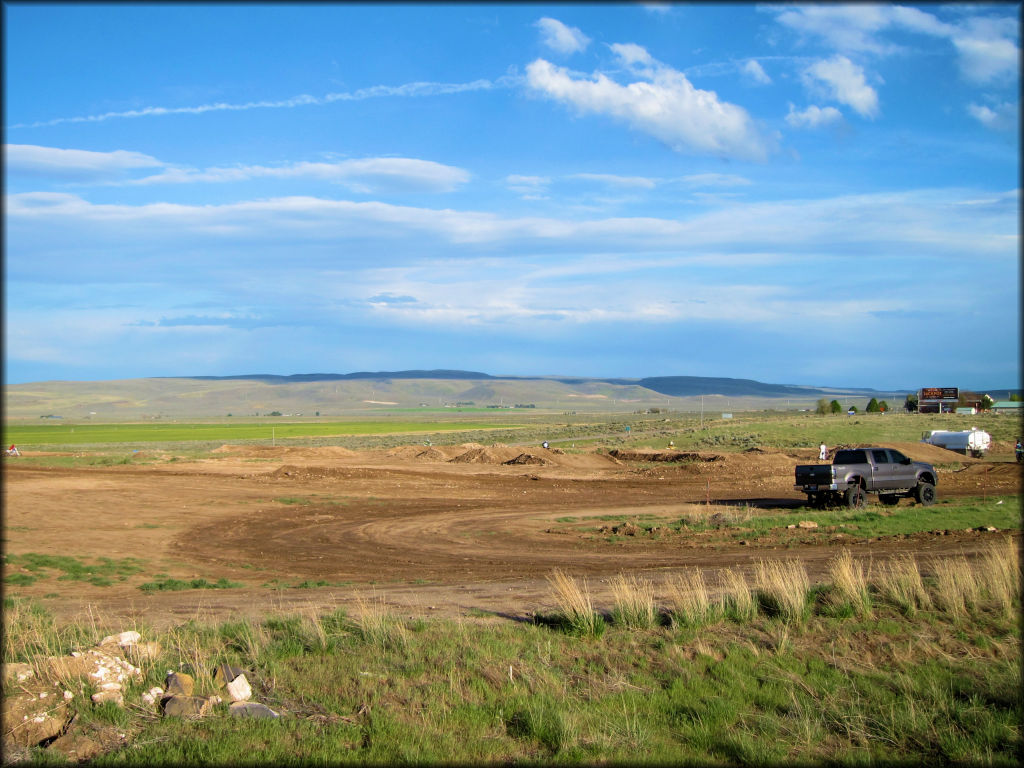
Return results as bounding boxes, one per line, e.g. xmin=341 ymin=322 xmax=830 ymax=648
xmin=920 ymin=428 xmax=991 ymax=458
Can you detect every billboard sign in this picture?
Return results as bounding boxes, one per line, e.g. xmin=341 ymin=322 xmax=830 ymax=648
xmin=920 ymin=387 xmax=959 ymax=401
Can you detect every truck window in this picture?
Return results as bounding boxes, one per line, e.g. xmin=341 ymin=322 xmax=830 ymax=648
xmin=888 ymin=449 xmax=909 ymax=463
xmin=833 ymin=449 xmax=866 ymax=464
xmin=871 ymin=449 xmax=889 ymax=463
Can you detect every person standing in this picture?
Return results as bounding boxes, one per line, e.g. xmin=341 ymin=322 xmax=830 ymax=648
xmin=1015 ymin=438 xmax=1022 ymax=463
xmin=819 ymin=442 xmax=828 ymax=462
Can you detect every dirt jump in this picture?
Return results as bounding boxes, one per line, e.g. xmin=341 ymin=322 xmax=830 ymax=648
xmin=4 ymin=442 xmax=1019 ymax=628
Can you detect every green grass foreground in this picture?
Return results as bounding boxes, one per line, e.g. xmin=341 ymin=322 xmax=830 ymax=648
xmin=4 ymin=542 xmax=1020 ymax=765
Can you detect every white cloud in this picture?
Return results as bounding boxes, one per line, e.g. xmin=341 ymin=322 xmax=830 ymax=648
xmin=525 ymin=46 xmax=770 ymax=161
xmin=129 ymin=158 xmax=471 ymax=194
xmin=5 ymin=144 xmax=162 ymax=179
xmin=771 ymin=5 xmax=1019 ymax=85
xmin=802 ymin=56 xmax=879 ymax=118
xmin=7 ymin=188 xmax=1016 ymax=260
xmin=785 ymin=103 xmax=843 ymax=128
xmin=952 ymin=16 xmax=1021 ymax=84
xmin=967 ymin=101 xmax=1018 ymax=132
xmin=535 ymin=17 xmax=591 ymax=55
xmin=742 ymin=59 xmax=772 ymax=85
xmin=9 ymin=78 xmax=511 ymax=130
xmin=569 ymin=173 xmax=656 ymax=189
xmin=505 ymin=175 xmax=551 ymax=199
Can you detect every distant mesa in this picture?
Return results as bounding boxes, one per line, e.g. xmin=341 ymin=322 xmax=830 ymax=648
xmin=175 ymin=370 xmax=851 ymax=398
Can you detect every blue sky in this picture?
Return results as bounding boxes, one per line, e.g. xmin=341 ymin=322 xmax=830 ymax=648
xmin=3 ymin=2 xmax=1019 ymax=390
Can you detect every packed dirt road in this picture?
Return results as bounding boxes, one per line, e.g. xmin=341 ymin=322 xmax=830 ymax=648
xmin=4 ymin=442 xmax=1019 ymax=628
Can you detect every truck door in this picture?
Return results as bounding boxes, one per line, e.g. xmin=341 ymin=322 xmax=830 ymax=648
xmin=870 ymin=449 xmax=894 ymax=489
xmin=887 ymin=449 xmax=914 ymax=487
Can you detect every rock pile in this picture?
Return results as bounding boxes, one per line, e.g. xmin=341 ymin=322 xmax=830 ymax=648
xmin=2 ymin=630 xmax=280 ymax=762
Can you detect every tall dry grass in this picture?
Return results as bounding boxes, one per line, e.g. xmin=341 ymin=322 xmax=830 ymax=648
xmin=974 ymin=537 xmax=1021 ymax=617
xmin=928 ymin=555 xmax=981 ymax=618
xmin=352 ymin=592 xmax=407 ymax=649
xmin=754 ymin=560 xmax=810 ymax=622
xmin=719 ymin=567 xmax=756 ymax=622
xmin=828 ymin=549 xmax=872 ymax=616
xmin=609 ymin=573 xmax=658 ymax=629
xmin=874 ymin=554 xmax=930 ymax=616
xmin=546 ymin=569 xmax=603 ymax=635
xmin=665 ymin=568 xmax=716 ymax=627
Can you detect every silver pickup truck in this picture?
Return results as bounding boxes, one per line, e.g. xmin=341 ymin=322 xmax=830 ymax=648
xmin=794 ymin=447 xmax=937 ymax=508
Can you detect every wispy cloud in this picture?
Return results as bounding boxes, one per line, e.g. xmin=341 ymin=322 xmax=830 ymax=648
xmin=8 ymin=78 xmax=513 ymax=130
xmin=7 ymin=187 xmax=1016 ymax=261
xmin=129 ymin=158 xmax=471 ymax=194
xmin=742 ymin=59 xmax=772 ymax=85
xmin=5 ymin=144 xmax=162 ymax=179
xmin=525 ymin=44 xmax=770 ymax=161
xmin=966 ymin=100 xmax=1018 ymax=132
xmin=785 ymin=103 xmax=843 ymax=128
xmin=802 ymin=56 xmax=879 ymax=118
xmin=771 ymin=4 xmax=1019 ymax=85
xmin=535 ymin=17 xmax=591 ymax=55
xmin=505 ymin=174 xmax=551 ymax=199
xmin=568 ymin=173 xmax=656 ymax=189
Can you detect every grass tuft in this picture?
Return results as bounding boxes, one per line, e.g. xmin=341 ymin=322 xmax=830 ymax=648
xmin=665 ymin=568 xmax=717 ymax=627
xmin=545 ymin=569 xmax=604 ymax=636
xmin=874 ymin=554 xmax=930 ymax=617
xmin=827 ymin=549 xmax=873 ymax=617
xmin=719 ymin=567 xmax=757 ymax=622
xmin=755 ymin=559 xmax=810 ymax=623
xmin=609 ymin=572 xmax=658 ymax=629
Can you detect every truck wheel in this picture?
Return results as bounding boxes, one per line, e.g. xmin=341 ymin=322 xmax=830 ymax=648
xmin=878 ymin=494 xmax=900 ymax=507
xmin=844 ymin=486 xmax=865 ymax=509
xmin=914 ymin=482 xmax=936 ymax=506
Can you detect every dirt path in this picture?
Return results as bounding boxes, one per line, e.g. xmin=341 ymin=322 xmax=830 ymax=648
xmin=4 ymin=444 xmax=1019 ymax=628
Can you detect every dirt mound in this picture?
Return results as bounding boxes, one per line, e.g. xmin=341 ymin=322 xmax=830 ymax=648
xmin=449 ymin=446 xmax=524 ymax=464
xmin=265 ymin=465 xmax=349 ymax=481
xmin=415 ymin=447 xmax=449 ymax=462
xmin=873 ymin=442 xmax=981 ymax=464
xmin=609 ymin=449 xmax=724 ymax=463
xmin=503 ymin=453 xmax=549 ymax=466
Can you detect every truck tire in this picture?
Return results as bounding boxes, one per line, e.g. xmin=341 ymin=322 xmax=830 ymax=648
xmin=844 ymin=486 xmax=865 ymax=509
xmin=878 ymin=493 xmax=900 ymax=507
xmin=914 ymin=482 xmax=936 ymax=506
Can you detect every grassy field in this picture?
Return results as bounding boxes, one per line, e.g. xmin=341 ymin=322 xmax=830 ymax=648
xmin=3 ymin=539 xmax=1020 ymax=764
xmin=4 ymin=409 xmax=1021 ymax=454
xmin=1 ymin=420 xmax=522 ymax=448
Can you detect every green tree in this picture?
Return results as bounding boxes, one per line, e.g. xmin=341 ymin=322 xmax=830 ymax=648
xmin=848 ymin=405 xmax=858 ymax=414
xmin=830 ymin=399 xmax=842 ymax=414
xmin=1010 ymin=393 xmax=1021 ymax=402
xmin=980 ymin=394 xmax=994 ymax=411
xmin=815 ymin=398 xmax=830 ymax=415
xmin=866 ymin=397 xmax=880 ymax=412
xmin=879 ymin=401 xmax=889 ymax=412
xmin=904 ymin=394 xmax=918 ymax=412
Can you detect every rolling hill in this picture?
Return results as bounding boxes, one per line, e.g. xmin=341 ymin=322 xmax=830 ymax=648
xmin=3 ymin=371 xmax=911 ymax=421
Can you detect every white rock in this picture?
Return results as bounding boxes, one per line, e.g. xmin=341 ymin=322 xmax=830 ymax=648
xmin=101 ymin=631 xmax=141 ymax=648
xmin=225 ymin=674 xmax=252 ymax=702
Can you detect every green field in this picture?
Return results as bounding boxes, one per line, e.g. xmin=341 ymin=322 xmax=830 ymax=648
xmin=5 ymin=410 xmax=1021 ymax=453
xmin=1 ymin=420 xmax=520 ymax=447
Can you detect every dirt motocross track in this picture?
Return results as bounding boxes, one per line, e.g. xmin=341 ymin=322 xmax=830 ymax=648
xmin=4 ymin=442 xmax=1020 ymax=628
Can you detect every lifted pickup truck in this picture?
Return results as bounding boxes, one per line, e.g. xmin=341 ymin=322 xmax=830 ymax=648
xmin=794 ymin=447 xmax=937 ymax=508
